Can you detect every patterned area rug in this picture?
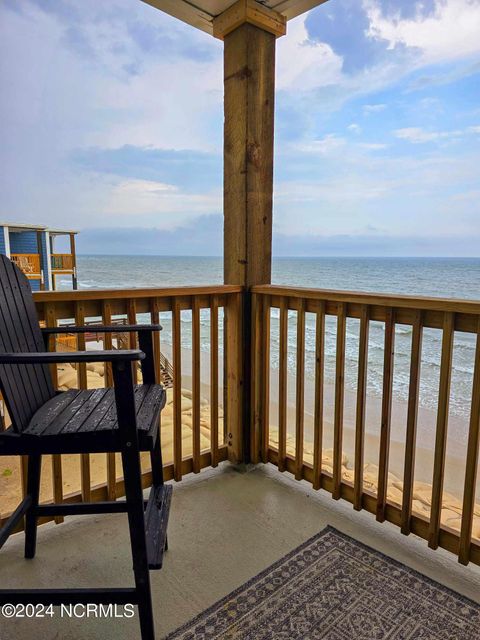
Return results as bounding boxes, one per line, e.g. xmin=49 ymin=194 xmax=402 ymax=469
xmin=166 ymin=526 xmax=480 ymax=640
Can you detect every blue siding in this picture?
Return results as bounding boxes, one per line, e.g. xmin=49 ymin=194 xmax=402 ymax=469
xmin=0 ymin=227 xmax=6 ymax=255
xmin=7 ymin=230 xmax=50 ymax=291
xmin=40 ymin=232 xmax=50 ymax=289
xmin=30 ymin=279 xmax=41 ymax=291
xmin=9 ymin=230 xmax=38 ymax=254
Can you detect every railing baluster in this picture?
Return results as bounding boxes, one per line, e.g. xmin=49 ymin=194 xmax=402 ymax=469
xmin=45 ymin=302 xmax=63 ymax=524
xmin=150 ymin=298 xmax=161 ymax=385
xmin=261 ymin=296 xmax=270 ymax=464
xmin=102 ymin=300 xmax=116 ymax=501
xmin=127 ymin=299 xmax=138 ymax=385
xmin=20 ymin=456 xmax=28 ymax=503
xmin=295 ymin=299 xmax=305 ymax=480
xmin=459 ymin=318 xmax=480 ymax=565
xmin=210 ymin=296 xmax=219 ymax=467
xmin=101 ymin=302 xmax=114 ymax=388
xmin=172 ymin=299 xmax=183 ymax=482
xmin=251 ymin=293 xmax=270 ymax=464
xmin=74 ymin=301 xmax=91 ymax=503
xmin=429 ymin=311 xmax=455 ymax=549
xmin=377 ymin=308 xmax=395 ymax=522
xmin=278 ymin=298 xmax=288 ymax=472
xmin=149 ymin=296 xmax=164 ymax=482
xmin=401 ymin=310 xmax=423 ymax=534
xmin=333 ymin=303 xmax=346 ymax=499
xmin=251 ymin=293 xmax=261 ymax=464
xmin=45 ymin=303 xmax=59 ymax=389
xmin=192 ymin=297 xmax=201 ymax=474
xmin=51 ymin=456 xmax=63 ymax=524
xmin=353 ymin=305 xmax=369 ymax=511
xmin=225 ymin=291 xmax=243 ymax=464
xmin=312 ymin=302 xmax=325 ymax=490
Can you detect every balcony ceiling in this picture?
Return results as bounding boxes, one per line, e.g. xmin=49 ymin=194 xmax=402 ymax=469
xmin=141 ymin=0 xmax=328 ymax=35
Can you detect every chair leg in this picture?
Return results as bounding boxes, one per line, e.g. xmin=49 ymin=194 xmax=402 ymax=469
xmin=24 ymin=454 xmax=42 ymax=559
xmin=122 ymin=446 xmax=155 ymax=640
xmin=150 ymin=431 xmax=164 ymax=488
xmin=150 ymin=434 xmax=169 ymax=555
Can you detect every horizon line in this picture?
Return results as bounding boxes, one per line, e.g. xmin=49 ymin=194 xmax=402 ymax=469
xmin=75 ymin=254 xmax=480 ymax=259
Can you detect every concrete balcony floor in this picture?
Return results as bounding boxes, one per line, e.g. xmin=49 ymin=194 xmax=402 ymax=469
xmin=1 ymin=463 xmax=479 ymax=640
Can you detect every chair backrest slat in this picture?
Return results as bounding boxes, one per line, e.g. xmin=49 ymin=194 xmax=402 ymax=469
xmin=0 ymin=256 xmax=55 ymax=432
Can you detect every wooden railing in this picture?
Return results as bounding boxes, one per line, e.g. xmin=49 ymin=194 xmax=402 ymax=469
xmin=10 ymin=253 xmax=41 ymax=276
xmin=251 ymin=285 xmax=480 ymax=566
xmin=0 ymin=285 xmax=243 ymax=531
xmin=51 ymin=253 xmax=74 ymax=271
xmin=1 ymin=282 xmax=479 ymax=567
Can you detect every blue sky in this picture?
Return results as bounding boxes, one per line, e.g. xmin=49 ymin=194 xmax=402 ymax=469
xmin=1 ymin=0 xmax=479 ymax=256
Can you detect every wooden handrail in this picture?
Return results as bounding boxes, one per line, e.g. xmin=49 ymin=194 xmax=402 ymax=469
xmin=251 ymin=284 xmax=480 ymax=315
xmin=34 ymin=284 xmax=243 ymax=302
xmin=251 ymin=284 xmax=480 ymax=333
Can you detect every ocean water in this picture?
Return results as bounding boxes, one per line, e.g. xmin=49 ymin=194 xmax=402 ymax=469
xmin=67 ymin=256 xmax=480 ymax=435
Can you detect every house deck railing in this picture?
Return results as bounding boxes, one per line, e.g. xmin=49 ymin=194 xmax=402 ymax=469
xmin=51 ymin=253 xmax=74 ymax=272
xmin=0 ymin=284 xmax=479 ymax=567
xmin=10 ymin=253 xmax=41 ymax=277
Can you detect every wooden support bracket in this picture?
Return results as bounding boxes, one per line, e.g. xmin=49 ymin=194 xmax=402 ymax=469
xmin=213 ymin=0 xmax=287 ymax=39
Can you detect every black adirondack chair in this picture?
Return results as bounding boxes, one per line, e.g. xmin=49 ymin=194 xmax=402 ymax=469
xmin=0 ymin=255 xmax=171 ymax=640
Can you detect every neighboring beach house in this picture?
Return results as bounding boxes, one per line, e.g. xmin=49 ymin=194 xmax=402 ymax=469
xmin=0 ymin=222 xmax=78 ymax=291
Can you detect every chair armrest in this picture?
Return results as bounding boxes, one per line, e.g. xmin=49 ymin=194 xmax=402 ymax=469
xmin=41 ymin=325 xmax=159 ymax=384
xmin=41 ymin=324 xmax=162 ymax=335
xmin=0 ymin=350 xmax=144 ymax=364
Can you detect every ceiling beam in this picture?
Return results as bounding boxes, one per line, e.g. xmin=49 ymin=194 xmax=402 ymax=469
xmin=141 ymin=0 xmax=214 ymax=34
xmin=140 ymin=0 xmax=329 ymax=36
xmin=269 ymin=0 xmax=329 ymax=21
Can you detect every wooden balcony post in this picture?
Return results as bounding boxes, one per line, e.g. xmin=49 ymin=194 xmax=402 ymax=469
xmin=36 ymin=230 xmax=45 ymax=291
xmin=70 ymin=233 xmax=78 ymax=290
xmin=215 ymin=0 xmax=286 ymax=463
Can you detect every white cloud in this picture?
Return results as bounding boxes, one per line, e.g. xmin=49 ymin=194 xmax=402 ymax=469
xmin=366 ymin=0 xmax=480 ymax=65
xmin=348 ymin=123 xmax=362 ymax=134
xmin=103 ymin=178 xmax=221 ymax=227
xmin=1 ymin=0 xmax=479 ymax=253
xmin=0 ymin=1 xmax=224 ymax=154
xmin=363 ymin=103 xmax=387 ymax=114
xmin=276 ymin=15 xmax=343 ymax=91
xmin=292 ymin=135 xmax=388 ymax=157
xmin=273 ymin=136 xmax=480 ymax=239
xmin=394 ymin=126 xmax=474 ymax=143
xmin=451 ymin=189 xmax=480 ymax=202
xmin=0 ymin=1 xmax=224 ymax=230
xmin=276 ymin=1 xmax=480 ymax=118
xmin=419 ymin=97 xmax=440 ymax=108
xmin=296 ymin=134 xmax=347 ymax=154
xmin=116 ymin=179 xmax=177 ymax=194
xmin=358 ymin=142 xmax=388 ymax=150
